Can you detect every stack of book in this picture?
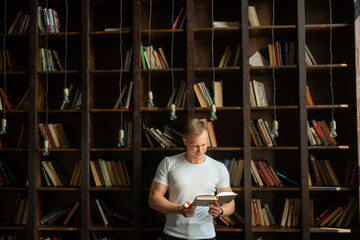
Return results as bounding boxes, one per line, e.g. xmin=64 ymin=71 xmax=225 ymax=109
xmin=91 ymin=199 xmax=134 ymax=226
xmin=250 ymin=119 xmax=277 ymax=147
xmin=313 ymin=197 xmax=357 ymax=228
xmin=8 ymin=10 xmax=30 ymax=34
xmin=307 ymin=120 xmax=337 ymax=146
xmin=250 ymin=80 xmax=268 ymax=107
xmin=218 ymin=45 xmax=241 ymax=67
xmin=60 ymin=84 xmax=82 ymax=110
xmin=251 ymin=160 xmax=285 ymax=187
xmin=167 ymin=80 xmax=187 ymax=108
xmin=251 ymin=198 xmax=277 ymax=227
xmin=140 ymin=45 xmax=169 ymax=70
xmin=40 ymin=201 xmax=80 ymax=225
xmin=113 ymin=81 xmax=133 ymax=110
xmin=194 ymin=81 xmax=223 ymax=108
xmin=279 ymin=198 xmax=301 ymax=227
xmin=213 ymin=210 xmax=244 ymax=227
xmin=142 ymin=123 xmax=185 ymax=148
xmin=248 ymin=6 xmax=260 ymax=27
xmin=38 ymin=123 xmax=70 ymax=149
xmin=268 ymin=41 xmax=295 ymax=66
xmin=41 ymin=160 xmax=69 ymax=187
xmin=308 ymin=154 xmax=340 ymax=187
xmin=39 ymin=48 xmax=64 ymax=71
xmin=38 ymin=7 xmax=62 ymax=33
xmin=222 ymin=158 xmax=244 ymax=187
xmin=90 ymin=159 xmax=131 ymax=187
xmin=0 ymin=160 xmax=23 ymax=186
xmin=12 ymin=196 xmax=28 ymax=225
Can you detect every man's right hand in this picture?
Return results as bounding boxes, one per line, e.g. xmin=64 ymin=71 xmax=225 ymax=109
xmin=179 ymin=202 xmax=196 ymax=218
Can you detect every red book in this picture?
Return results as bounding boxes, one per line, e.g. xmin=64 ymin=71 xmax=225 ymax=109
xmin=311 ymin=120 xmax=329 ymax=145
xmin=155 ymin=51 xmax=164 ymax=69
xmin=0 ymin=171 xmax=5 ymax=185
xmin=43 ymin=124 xmax=57 ymax=148
xmin=257 ymin=161 xmax=276 ymax=186
xmin=314 ymin=212 xmax=330 ymax=226
xmin=254 ymin=161 xmax=270 ymax=186
xmin=276 ymin=41 xmax=281 ymax=66
xmin=252 ymin=198 xmax=261 ymax=226
xmin=260 ymin=161 xmax=279 ymax=187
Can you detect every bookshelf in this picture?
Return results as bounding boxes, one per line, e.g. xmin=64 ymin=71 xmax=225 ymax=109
xmin=0 ymin=0 xmax=358 ymax=240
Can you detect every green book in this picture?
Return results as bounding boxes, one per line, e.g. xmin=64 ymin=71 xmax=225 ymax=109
xmin=140 ymin=44 xmax=147 ymax=69
xmin=41 ymin=166 xmax=51 ymax=187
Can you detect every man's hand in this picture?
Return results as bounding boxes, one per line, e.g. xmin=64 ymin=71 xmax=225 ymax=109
xmin=208 ymin=201 xmax=222 ymax=218
xmin=179 ymin=202 xmax=196 ymax=218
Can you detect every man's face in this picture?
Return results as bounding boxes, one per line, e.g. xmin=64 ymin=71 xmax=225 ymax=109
xmin=183 ymin=131 xmax=208 ymax=161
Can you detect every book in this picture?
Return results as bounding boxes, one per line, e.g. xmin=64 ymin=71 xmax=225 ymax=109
xmin=190 ymin=192 xmax=238 ymax=206
xmin=249 ymin=51 xmax=270 ymax=66
xmin=306 ymin=85 xmax=314 ymax=105
xmin=172 ymin=7 xmax=185 ymax=29
xmin=213 ymin=21 xmax=240 ymax=28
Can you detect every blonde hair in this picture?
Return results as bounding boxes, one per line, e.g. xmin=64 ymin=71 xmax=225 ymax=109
xmin=184 ymin=118 xmax=207 ymax=137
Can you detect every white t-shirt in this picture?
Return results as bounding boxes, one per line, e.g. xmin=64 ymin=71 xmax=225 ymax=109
xmin=153 ymin=153 xmax=230 ymax=239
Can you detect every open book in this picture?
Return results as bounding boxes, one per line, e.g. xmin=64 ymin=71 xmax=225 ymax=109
xmin=190 ymin=192 xmax=238 ymax=206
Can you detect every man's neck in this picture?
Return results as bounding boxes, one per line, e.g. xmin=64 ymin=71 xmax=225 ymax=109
xmin=184 ymin=153 xmax=205 ymax=164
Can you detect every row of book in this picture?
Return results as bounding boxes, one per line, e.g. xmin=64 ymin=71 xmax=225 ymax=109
xmin=268 ymin=41 xmax=295 ymax=66
xmin=38 ymin=7 xmax=62 ymax=33
xmin=0 ymin=235 xmax=17 ymax=240
xmin=250 ymin=119 xmax=277 ymax=147
xmin=40 ymin=236 xmax=63 ymax=240
xmin=113 ymin=81 xmax=133 ymax=110
xmin=223 ymin=158 xmax=244 ymax=187
xmin=249 ymin=80 xmax=268 ymax=107
xmin=40 ymin=48 xmax=64 ymax=71
xmin=313 ymin=197 xmax=357 ymax=228
xmin=60 ymin=84 xmax=81 ymax=110
xmin=41 ymin=160 xmax=81 ymax=187
xmin=90 ymin=159 xmax=131 ymax=187
xmin=0 ymin=160 xmax=24 ymax=186
xmin=39 ymin=123 xmax=70 ymax=149
xmin=307 ymin=119 xmax=337 ymax=146
xmin=309 ymin=154 xmax=339 ymax=187
xmin=166 ymin=80 xmax=187 ymax=108
xmin=252 ymin=160 xmax=284 ymax=187
xmin=142 ymin=123 xmax=184 ymax=148
xmin=252 ymin=198 xmax=277 ymax=227
xmin=140 ymin=45 xmax=170 ymax=70
xmin=279 ymin=198 xmax=301 ymax=227
xmin=40 ymin=201 xmax=80 ymax=225
xmin=213 ymin=210 xmax=244 ymax=227
xmin=218 ymin=45 xmax=241 ymax=67
xmin=91 ymin=199 xmax=134 ymax=226
xmin=10 ymin=194 xmax=28 ymax=226
xmin=194 ymin=81 xmax=223 ymax=107
xmin=248 ymin=6 xmax=260 ymax=27
xmin=8 ymin=10 xmax=30 ymax=34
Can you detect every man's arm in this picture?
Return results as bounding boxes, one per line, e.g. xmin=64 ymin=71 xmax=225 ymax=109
xmin=208 ymin=186 xmax=235 ymax=217
xmin=148 ymin=181 xmax=195 ymax=217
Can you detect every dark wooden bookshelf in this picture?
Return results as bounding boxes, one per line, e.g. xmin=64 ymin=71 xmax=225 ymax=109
xmin=0 ymin=0 xmax=358 ymax=240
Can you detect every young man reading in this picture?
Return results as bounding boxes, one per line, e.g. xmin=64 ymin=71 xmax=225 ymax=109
xmin=148 ymin=118 xmax=235 ymax=240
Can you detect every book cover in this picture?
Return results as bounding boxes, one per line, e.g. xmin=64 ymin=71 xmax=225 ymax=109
xmin=190 ymin=192 xmax=237 ymax=206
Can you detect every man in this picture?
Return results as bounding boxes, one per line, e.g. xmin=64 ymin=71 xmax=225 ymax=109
xmin=148 ymin=118 xmax=235 ymax=240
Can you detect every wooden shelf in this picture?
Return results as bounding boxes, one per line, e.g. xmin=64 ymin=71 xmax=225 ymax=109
xmin=252 ymin=187 xmax=300 ymax=191
xmin=0 ymin=186 xmax=28 ymax=191
xmin=88 ymin=225 xmax=134 ymax=231
xmin=37 ymin=70 xmax=81 ymax=75
xmin=90 ymin=109 xmax=132 ymax=113
xmin=37 ymin=109 xmax=81 ymax=113
xmin=306 ymin=64 xmax=349 ymax=72
xmin=89 ymin=187 xmax=132 ymax=191
xmin=251 ymin=146 xmax=299 ymax=150
xmin=309 ymin=227 xmax=351 ymax=233
xmin=195 ymin=106 xmax=243 ymax=111
xmin=309 ymin=186 xmax=353 ymax=191
xmin=37 ymin=148 xmax=81 ymax=152
xmin=252 ymin=226 xmax=301 ymax=233
xmin=141 ymin=107 xmax=186 ymax=112
xmin=308 ymin=146 xmax=350 ymax=150
xmin=307 ymin=104 xmax=350 ymax=109
xmin=89 ymin=70 xmax=132 ymax=75
xmin=0 ymin=225 xmax=28 ymax=230
xmin=37 ymin=187 xmax=81 ymax=191
xmin=36 ymin=225 xmax=81 ymax=231
xmin=251 ymin=106 xmax=298 ymax=110
xmin=0 ymin=148 xmax=29 ymax=152
xmin=89 ymin=148 xmax=133 ymax=152
xmin=38 ymin=32 xmax=81 ymax=37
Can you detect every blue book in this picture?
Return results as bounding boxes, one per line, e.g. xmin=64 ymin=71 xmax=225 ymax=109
xmin=223 ymin=159 xmax=230 ymax=169
xmin=276 ymin=171 xmax=300 ymax=187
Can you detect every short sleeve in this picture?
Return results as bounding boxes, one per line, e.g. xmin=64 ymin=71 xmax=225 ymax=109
xmin=153 ymin=157 xmax=170 ymax=186
xmin=217 ymin=164 xmax=230 ymax=189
